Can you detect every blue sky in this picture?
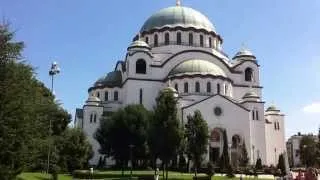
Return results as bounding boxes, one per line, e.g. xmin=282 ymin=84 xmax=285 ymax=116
xmin=1 ymin=0 xmax=319 ymax=138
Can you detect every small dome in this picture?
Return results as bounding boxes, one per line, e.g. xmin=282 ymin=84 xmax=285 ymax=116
xmin=140 ymin=6 xmax=216 ymax=33
xmin=128 ymin=40 xmax=150 ymax=50
xmin=233 ymin=48 xmax=256 ymax=60
xmin=243 ymin=91 xmax=259 ymax=99
xmin=169 ymin=59 xmax=226 ymax=77
xmin=94 ymin=71 xmax=122 ymax=87
xmin=266 ymin=105 xmax=279 ymax=112
xmin=87 ymin=96 xmax=101 ymax=102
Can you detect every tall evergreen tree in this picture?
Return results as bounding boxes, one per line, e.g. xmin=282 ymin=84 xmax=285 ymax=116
xmin=239 ymin=141 xmax=249 ymax=167
xmin=149 ymin=89 xmax=183 ymax=180
xmin=218 ymin=130 xmax=230 ymax=171
xmin=185 ymin=110 xmax=209 ymax=179
xmin=277 ymin=154 xmax=286 ymax=176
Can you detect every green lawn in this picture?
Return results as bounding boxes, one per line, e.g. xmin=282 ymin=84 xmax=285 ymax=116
xmin=17 ymin=173 xmax=72 ymax=180
xmin=18 ymin=171 xmax=271 ymax=180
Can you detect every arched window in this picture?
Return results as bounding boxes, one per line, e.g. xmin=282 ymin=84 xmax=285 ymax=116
xmin=277 ymin=122 xmax=280 ymax=130
xmin=136 ymin=59 xmax=146 ymax=74
xmin=174 ymin=83 xmax=178 ymax=91
xmin=210 ymin=130 xmax=220 ymax=142
xmin=114 ymin=91 xmax=119 ymax=101
xmin=245 ymin=68 xmax=253 ymax=82
xmin=209 ymin=37 xmax=212 ymax=48
xmin=206 ymin=82 xmax=211 ymax=93
xmin=139 ymin=88 xmax=143 ymax=105
xmin=256 ymin=110 xmax=259 ymax=120
xmin=217 ymin=84 xmax=221 ymax=94
xmin=189 ymin=33 xmax=193 ymax=45
xmin=154 ymin=34 xmax=158 ymax=47
xmin=232 ymin=135 xmax=241 ymax=148
xmin=165 ymin=33 xmax=170 ymax=45
xmin=177 ymin=32 xmax=181 ymax=45
xmin=90 ymin=114 xmax=93 ymax=123
xmin=145 ymin=37 xmax=149 ymax=44
xmin=200 ymin=35 xmax=204 ymax=47
xmin=252 ymin=110 xmax=255 ymax=120
xmin=96 ymin=92 xmax=100 ymax=98
xmin=93 ymin=114 xmax=97 ymax=123
xmin=104 ymin=91 xmax=108 ymax=101
xmin=195 ymin=82 xmax=200 ymax=93
xmin=184 ymin=82 xmax=189 ymax=93
xmin=274 ymin=122 xmax=277 ymax=130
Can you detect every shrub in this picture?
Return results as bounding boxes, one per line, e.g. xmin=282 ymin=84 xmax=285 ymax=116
xmin=226 ymin=165 xmax=235 ymax=178
xmin=206 ymin=162 xmax=215 ymax=179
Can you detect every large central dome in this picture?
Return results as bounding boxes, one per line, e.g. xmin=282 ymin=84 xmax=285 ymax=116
xmin=140 ymin=6 xmax=216 ymax=33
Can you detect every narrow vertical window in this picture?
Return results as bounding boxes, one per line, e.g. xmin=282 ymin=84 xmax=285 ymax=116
xmin=145 ymin=36 xmax=149 ymax=44
xmin=114 ymin=91 xmax=119 ymax=101
xmin=90 ymin=114 xmax=93 ymax=123
xmin=274 ymin=122 xmax=277 ymax=130
xmin=200 ymin=35 xmax=204 ymax=47
xmin=206 ymin=82 xmax=211 ymax=93
xmin=165 ymin=33 xmax=170 ymax=45
xmin=195 ymin=82 xmax=200 ymax=93
xmin=189 ymin=33 xmax=193 ymax=45
xmin=209 ymin=37 xmax=212 ymax=48
xmin=104 ymin=91 xmax=108 ymax=101
xmin=252 ymin=110 xmax=255 ymax=120
xmin=154 ymin=34 xmax=158 ymax=47
xmin=177 ymin=32 xmax=181 ymax=45
xmin=277 ymin=122 xmax=280 ymax=130
xmin=93 ymin=114 xmax=97 ymax=123
xmin=97 ymin=92 xmax=100 ymax=98
xmin=184 ymin=82 xmax=189 ymax=93
xmin=225 ymin=84 xmax=228 ymax=95
xmin=174 ymin=83 xmax=178 ymax=91
xmin=217 ymin=84 xmax=220 ymax=94
xmin=256 ymin=110 xmax=259 ymax=120
xmin=139 ymin=88 xmax=143 ymax=105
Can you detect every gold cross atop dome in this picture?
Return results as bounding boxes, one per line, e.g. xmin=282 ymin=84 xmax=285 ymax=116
xmin=176 ymin=0 xmax=181 ymax=6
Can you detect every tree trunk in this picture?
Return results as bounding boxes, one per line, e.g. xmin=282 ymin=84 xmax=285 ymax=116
xmin=165 ymin=162 xmax=169 ymax=180
xmin=194 ymin=167 xmax=198 ymax=180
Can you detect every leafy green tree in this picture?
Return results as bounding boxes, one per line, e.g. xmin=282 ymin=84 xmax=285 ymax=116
xmin=149 ymin=89 xmax=183 ymax=180
xmin=277 ymin=154 xmax=286 ymax=176
xmin=56 ymin=128 xmax=93 ymax=173
xmin=95 ymin=104 xmax=150 ymax=172
xmin=218 ymin=130 xmax=230 ymax=172
xmin=239 ymin=141 xmax=249 ymax=167
xmin=299 ymin=135 xmax=317 ymax=167
xmin=185 ymin=110 xmax=209 ymax=179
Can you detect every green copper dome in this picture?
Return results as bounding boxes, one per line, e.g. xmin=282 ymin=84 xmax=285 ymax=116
xmin=140 ymin=6 xmax=216 ymax=33
xmin=94 ymin=71 xmax=122 ymax=87
xmin=169 ymin=59 xmax=226 ymax=77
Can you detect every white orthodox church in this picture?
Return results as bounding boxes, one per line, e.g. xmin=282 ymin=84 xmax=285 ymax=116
xmin=75 ymin=1 xmax=286 ymax=167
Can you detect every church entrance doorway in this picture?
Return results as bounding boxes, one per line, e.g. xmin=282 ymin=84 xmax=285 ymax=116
xmin=209 ymin=128 xmax=223 ymax=164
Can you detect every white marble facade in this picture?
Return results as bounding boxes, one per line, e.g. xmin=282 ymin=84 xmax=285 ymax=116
xmin=75 ymin=3 xmax=286 ymax=166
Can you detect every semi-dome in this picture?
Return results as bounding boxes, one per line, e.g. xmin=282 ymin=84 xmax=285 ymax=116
xmin=94 ymin=71 xmax=122 ymax=87
xmin=140 ymin=6 xmax=216 ymax=33
xmin=266 ymin=105 xmax=279 ymax=112
xmin=243 ymin=91 xmax=259 ymax=99
xmin=169 ymin=59 xmax=226 ymax=77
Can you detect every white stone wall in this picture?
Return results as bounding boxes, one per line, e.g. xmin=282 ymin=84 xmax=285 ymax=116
xmin=83 ymin=105 xmax=104 ymax=165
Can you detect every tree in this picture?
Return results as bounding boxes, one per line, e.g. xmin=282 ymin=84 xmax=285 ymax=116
xmin=299 ymin=135 xmax=317 ymax=167
xmin=185 ymin=110 xmax=209 ymax=179
xmin=277 ymin=154 xmax=286 ymax=177
xmin=0 ymin=23 xmax=71 ymax=180
xmin=95 ymin=104 xmax=150 ymax=172
xmin=239 ymin=141 xmax=249 ymax=167
xmin=255 ymin=158 xmax=262 ymax=170
xmin=218 ymin=130 xmax=230 ymax=172
xmin=56 ymin=128 xmax=93 ymax=173
xmin=149 ymin=89 xmax=183 ymax=180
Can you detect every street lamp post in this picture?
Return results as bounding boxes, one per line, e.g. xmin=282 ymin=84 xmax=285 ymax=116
xmin=47 ymin=62 xmax=60 ymax=174
xmin=228 ymin=143 xmax=232 ymax=166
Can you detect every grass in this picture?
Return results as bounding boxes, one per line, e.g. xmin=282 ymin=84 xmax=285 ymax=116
xmin=18 ymin=171 xmax=272 ymax=180
xmin=17 ymin=173 xmax=72 ymax=180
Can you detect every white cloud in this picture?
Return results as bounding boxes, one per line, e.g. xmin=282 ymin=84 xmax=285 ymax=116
xmin=303 ymin=102 xmax=320 ymax=113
